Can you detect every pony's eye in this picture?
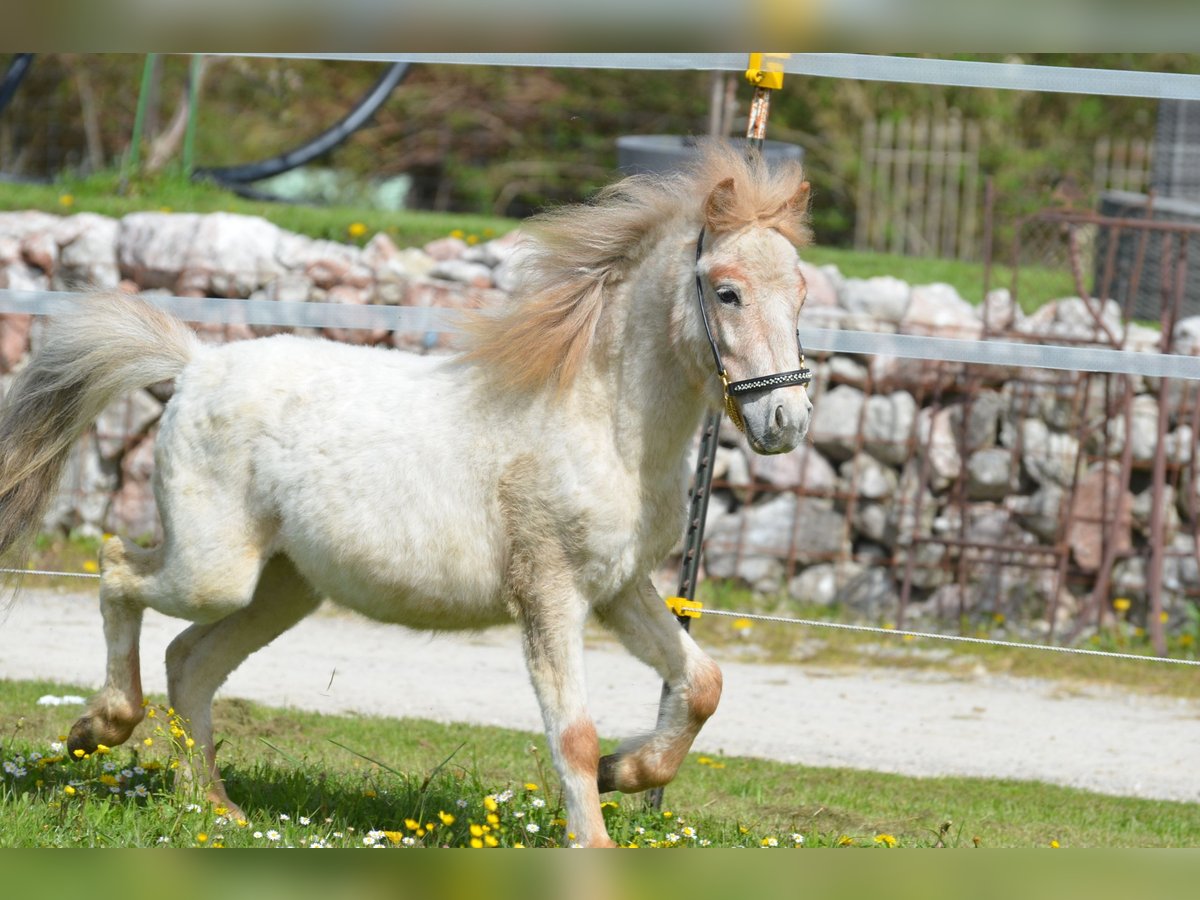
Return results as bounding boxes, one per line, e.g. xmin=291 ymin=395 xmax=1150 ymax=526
xmin=716 ymin=287 xmax=741 ymax=306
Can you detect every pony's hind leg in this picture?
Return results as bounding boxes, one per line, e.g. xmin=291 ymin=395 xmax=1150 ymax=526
xmin=593 ymin=579 xmax=722 ymax=795
xmin=66 ymin=540 xmax=160 ymax=757
xmin=164 ymin=555 xmax=320 ymax=816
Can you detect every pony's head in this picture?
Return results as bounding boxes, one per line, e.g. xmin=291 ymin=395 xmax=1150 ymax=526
xmin=693 ymin=150 xmax=813 ymax=455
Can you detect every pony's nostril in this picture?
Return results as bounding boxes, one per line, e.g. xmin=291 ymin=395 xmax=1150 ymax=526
xmin=774 ymin=404 xmax=785 ymax=428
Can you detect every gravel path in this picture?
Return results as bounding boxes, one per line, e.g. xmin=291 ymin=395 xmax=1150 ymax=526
xmin=2 ymin=589 xmax=1198 ymax=803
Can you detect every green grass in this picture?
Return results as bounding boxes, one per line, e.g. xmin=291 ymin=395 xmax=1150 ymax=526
xmin=0 ymin=678 xmax=1195 ymax=848
xmin=1 ymin=169 xmax=1075 ymax=309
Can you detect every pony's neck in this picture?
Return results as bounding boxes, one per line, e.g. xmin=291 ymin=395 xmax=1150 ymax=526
xmin=587 ymin=226 xmax=713 ymax=479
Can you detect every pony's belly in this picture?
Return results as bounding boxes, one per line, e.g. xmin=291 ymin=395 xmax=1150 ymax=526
xmin=295 ymin=558 xmax=513 ymax=632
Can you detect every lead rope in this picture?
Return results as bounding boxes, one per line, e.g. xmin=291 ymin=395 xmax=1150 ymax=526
xmin=644 ymin=56 xmax=788 ymax=811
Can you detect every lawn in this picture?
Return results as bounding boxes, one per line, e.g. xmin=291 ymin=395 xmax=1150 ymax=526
xmin=0 ymin=677 xmax=1195 ymax=848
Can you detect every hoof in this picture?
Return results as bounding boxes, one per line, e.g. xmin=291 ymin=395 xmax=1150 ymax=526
xmin=66 ymin=716 xmax=101 ymax=758
xmin=597 ymin=753 xmax=621 ymax=794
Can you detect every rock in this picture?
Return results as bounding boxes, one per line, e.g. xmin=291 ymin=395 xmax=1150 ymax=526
xmin=798 ymin=259 xmax=839 ymax=309
xmin=1016 ymin=296 xmax=1122 ymax=343
xmin=0 ymin=236 xmax=18 ymax=266
xmin=838 ymin=452 xmax=898 ymax=500
xmin=1131 ymin=484 xmax=1180 ymax=543
xmin=899 ymin=283 xmax=981 ymax=340
xmin=1163 ymin=534 xmax=1200 ymax=593
xmin=118 ymin=212 xmax=204 ymax=289
xmin=423 ymin=236 xmax=468 ymax=261
xmin=429 ymin=259 xmax=494 ymax=288
xmin=840 ymin=275 xmax=910 ymax=322
xmin=965 ymin=448 xmax=1013 ymax=501
xmin=705 ymin=495 xmax=848 ymax=584
xmin=1068 ymin=462 xmax=1134 ymax=572
xmin=826 ymin=354 xmax=869 ymax=388
xmin=0 ymin=313 xmax=32 ymax=373
xmin=0 ymin=211 xmax=61 ymax=241
xmin=462 ymin=231 xmax=522 ymax=269
xmin=55 ymin=213 xmax=120 ymax=289
xmin=1164 ymin=425 xmax=1194 ymax=466
xmin=809 ymin=384 xmax=864 ymax=462
xmin=321 ymin=285 xmax=389 ymax=346
xmin=106 ymin=434 xmax=159 ymax=538
xmin=94 ymin=390 xmax=163 ymax=460
xmin=917 ymin=407 xmax=961 ymax=492
xmin=1093 ymin=393 xmax=1159 ymax=464
xmin=1008 ymin=483 xmax=1066 ymax=543
xmin=276 ymin=234 xmax=371 ymax=290
xmin=787 ymin=561 xmax=866 ymax=606
xmin=1019 ymin=418 xmax=1080 ymax=487
xmin=852 ymin=502 xmax=891 ymax=544
xmin=885 ymin=461 xmax=937 ymax=546
xmin=834 ymin=567 xmax=898 ymax=619
xmin=947 ymin=390 xmax=1005 ymax=452
xmin=43 ymin=436 xmax=116 ymax=536
xmin=1172 ymin=315 xmax=1200 ymax=355
xmin=21 ymin=230 xmax=57 ymax=275
xmin=1111 ymin=557 xmax=1148 ymax=602
xmin=184 ymin=213 xmax=286 ymax=297
xmin=747 ymin=442 xmax=838 ymax=494
xmin=894 ymin=540 xmax=950 ymax=590
xmin=981 ymin=287 xmax=1021 ymax=331
xmin=862 ymin=390 xmax=918 ymax=465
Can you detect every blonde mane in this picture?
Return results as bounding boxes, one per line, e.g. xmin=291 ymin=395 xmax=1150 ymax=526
xmin=463 ymin=140 xmax=812 ymax=392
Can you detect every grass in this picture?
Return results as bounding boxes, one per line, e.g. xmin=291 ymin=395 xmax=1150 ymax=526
xmin=1 ymin=168 xmax=1075 ymax=309
xmin=0 ymin=677 xmax=1196 ymax=848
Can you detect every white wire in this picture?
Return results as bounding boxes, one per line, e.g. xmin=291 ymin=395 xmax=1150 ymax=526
xmin=697 ymin=606 xmax=1200 ymax=667
xmin=4 ymin=564 xmax=1195 ymax=667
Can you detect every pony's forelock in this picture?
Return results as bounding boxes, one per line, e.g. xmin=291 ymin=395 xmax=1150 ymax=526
xmin=463 ymin=140 xmax=811 ymax=392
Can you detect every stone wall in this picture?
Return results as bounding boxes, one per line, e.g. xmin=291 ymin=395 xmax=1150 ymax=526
xmin=2 ymin=209 xmax=1198 ymax=641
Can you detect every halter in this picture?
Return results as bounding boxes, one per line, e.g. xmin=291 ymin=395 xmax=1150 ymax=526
xmin=693 ymin=226 xmax=812 ymax=433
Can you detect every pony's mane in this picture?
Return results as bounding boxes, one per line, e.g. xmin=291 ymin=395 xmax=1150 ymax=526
xmin=463 ymin=140 xmax=812 ymax=393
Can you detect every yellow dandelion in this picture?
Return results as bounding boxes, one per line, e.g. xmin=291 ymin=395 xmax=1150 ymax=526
xmin=58 ymin=194 xmax=75 ymax=207
xmin=470 ymin=838 xmax=483 ymax=849
xmin=185 ymin=738 xmax=195 ymax=749
xmin=514 ymin=842 xmax=525 ymax=849
xmin=236 ymin=819 xmax=248 ymax=828
xmin=1160 ymin=612 xmax=1170 ymax=623
xmin=1181 ymin=634 xmax=1195 ymax=647
xmin=72 ymin=749 xmax=86 ymax=758
xmin=732 ymin=618 xmax=753 ymax=630
xmin=363 ymin=789 xmax=377 ymax=798
xmin=99 ymin=774 xmax=118 ymax=786
xmin=450 ymin=229 xmax=465 ymax=239
xmin=486 ymin=813 xmax=499 ymax=825
xmin=383 ymin=831 xmax=404 ymax=844
xmin=874 ymin=833 xmax=897 ymax=848
xmin=662 ymin=810 xmax=674 ymax=819
xmin=1113 ymin=597 xmax=1132 ymax=613
xmin=469 ymin=824 xmax=484 ymax=838
xmin=524 ymin=783 xmax=538 ymax=792
xmin=142 ymin=738 xmax=153 ymax=747
xmin=837 ymin=834 xmax=853 ymax=847
xmin=146 ymin=709 xmax=156 ymax=718
xmin=993 ymin=613 xmax=1006 ymax=624
xmin=347 ymin=222 xmax=368 ymax=238
xmin=63 ymin=785 xmax=76 ymax=796
xmin=214 ymin=806 xmax=228 ymax=816
xmin=82 ymin=560 xmax=99 ymax=574
xmin=94 ymin=743 xmax=110 ymax=755
xmin=196 ymin=833 xmax=208 ymax=844
xmin=405 ymin=818 xmax=420 ymax=831
xmin=484 ymin=834 xmax=499 ymax=847
xmin=483 ymin=795 xmax=498 ymax=812
xmin=438 ymin=811 xmax=455 ymax=826
xmin=1050 ymin=839 xmax=1061 ymax=849
xmin=466 ymin=234 xmax=479 ymax=245
xmin=738 ymin=825 xmax=749 ymax=835
xmin=416 ymin=828 xmax=426 ymax=838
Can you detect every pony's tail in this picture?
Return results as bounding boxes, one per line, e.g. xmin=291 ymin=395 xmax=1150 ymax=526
xmin=0 ymin=293 xmax=198 ymax=564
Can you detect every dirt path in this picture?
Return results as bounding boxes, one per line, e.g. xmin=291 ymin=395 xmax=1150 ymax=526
xmin=2 ymin=589 xmax=1198 ymax=803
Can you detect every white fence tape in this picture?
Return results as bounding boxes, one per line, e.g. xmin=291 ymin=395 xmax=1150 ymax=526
xmin=220 ymin=53 xmax=1200 ymax=101
xmin=3 ymin=290 xmax=1198 ymax=381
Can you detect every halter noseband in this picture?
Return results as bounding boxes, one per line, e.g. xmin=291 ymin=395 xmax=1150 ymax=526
xmin=694 ymin=226 xmax=812 ymax=433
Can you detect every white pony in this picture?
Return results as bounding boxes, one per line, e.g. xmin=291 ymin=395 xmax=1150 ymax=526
xmin=0 ymin=142 xmax=813 ymax=847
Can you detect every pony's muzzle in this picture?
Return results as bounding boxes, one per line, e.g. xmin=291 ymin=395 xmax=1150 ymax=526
xmin=740 ymin=386 xmax=812 ymax=455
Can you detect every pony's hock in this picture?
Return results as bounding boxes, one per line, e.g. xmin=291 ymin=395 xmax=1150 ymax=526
xmin=0 ymin=142 xmax=815 ymax=848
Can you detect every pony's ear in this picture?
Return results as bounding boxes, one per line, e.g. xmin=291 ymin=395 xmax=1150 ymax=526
xmin=791 ymin=180 xmax=812 ymax=215
xmin=704 ymin=177 xmax=737 ymax=231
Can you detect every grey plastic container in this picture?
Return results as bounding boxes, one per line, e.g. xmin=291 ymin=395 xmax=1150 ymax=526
xmin=616 ymin=135 xmax=804 ymax=176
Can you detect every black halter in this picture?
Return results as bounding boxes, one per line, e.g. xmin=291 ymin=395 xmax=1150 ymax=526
xmin=693 ymin=226 xmax=812 ymax=432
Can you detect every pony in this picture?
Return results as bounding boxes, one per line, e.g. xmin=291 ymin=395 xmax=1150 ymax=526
xmin=0 ymin=141 xmax=813 ymax=847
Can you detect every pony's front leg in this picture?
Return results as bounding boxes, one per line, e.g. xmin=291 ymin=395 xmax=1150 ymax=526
xmin=593 ymin=579 xmax=722 ymax=794
xmin=517 ymin=594 xmax=615 ymax=848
